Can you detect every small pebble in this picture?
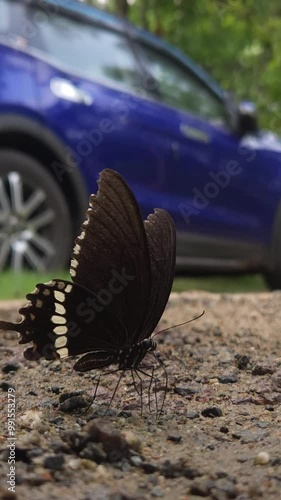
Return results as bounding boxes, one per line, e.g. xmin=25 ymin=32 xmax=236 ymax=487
xmin=59 ymin=390 xmax=84 ymax=403
xmin=2 ymin=363 xmax=20 ymax=373
xmin=121 ymin=430 xmax=142 ymax=453
xmin=80 ymin=442 xmax=106 ymax=463
xmin=44 ymin=454 xmax=64 ymax=471
xmin=218 ymin=374 xmax=238 ymax=384
xmin=185 ymin=411 xmax=199 ymax=419
xmin=209 ymin=377 xmax=219 ymax=384
xmin=142 ymin=462 xmax=159 ymax=474
xmin=130 ymin=455 xmax=143 ymax=467
xmin=252 ymin=364 xmax=275 ymax=376
xmin=68 ymin=458 xmax=82 ymax=470
xmin=167 ymin=430 xmax=182 ymax=443
xmin=272 ymin=369 xmax=281 ymax=390
xmin=18 ymin=410 xmax=43 ymax=430
xmin=59 ymin=395 xmax=90 ymax=412
xmin=151 ymin=486 xmax=163 ymax=497
xmin=51 ymin=386 xmax=61 ymax=394
xmin=80 ymin=458 xmax=98 ymax=471
xmin=254 ymin=451 xmax=270 ymax=465
xmin=235 ymin=354 xmax=250 ymax=370
xmin=220 ymin=426 xmax=229 ymax=434
xmin=174 ymin=385 xmax=198 ymax=396
xmin=201 ymin=407 xmax=223 ymax=418
xmin=0 ymin=382 xmax=15 ymax=391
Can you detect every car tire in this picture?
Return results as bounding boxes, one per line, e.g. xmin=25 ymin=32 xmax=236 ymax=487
xmin=0 ymin=150 xmax=73 ymax=271
xmin=264 ymin=201 xmax=281 ymax=290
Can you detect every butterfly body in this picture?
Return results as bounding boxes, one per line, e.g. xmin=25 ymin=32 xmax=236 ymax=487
xmin=0 ymin=169 xmax=176 ymax=408
xmin=117 ymin=338 xmax=157 ymax=370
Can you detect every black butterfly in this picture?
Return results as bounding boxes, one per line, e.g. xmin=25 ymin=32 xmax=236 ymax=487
xmin=0 ymin=169 xmax=176 ymax=410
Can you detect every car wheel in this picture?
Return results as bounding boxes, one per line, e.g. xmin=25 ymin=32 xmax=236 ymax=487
xmin=0 ymin=150 xmax=73 ymax=272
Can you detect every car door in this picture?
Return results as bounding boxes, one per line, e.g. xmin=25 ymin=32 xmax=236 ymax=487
xmin=132 ymin=40 xmax=268 ymax=265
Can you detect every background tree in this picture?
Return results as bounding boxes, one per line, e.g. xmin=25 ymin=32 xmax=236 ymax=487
xmin=87 ymin=0 xmax=281 ymax=132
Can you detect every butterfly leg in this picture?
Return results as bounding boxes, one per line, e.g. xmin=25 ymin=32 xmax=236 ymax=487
xmin=131 ymin=369 xmax=141 ymax=396
xmin=79 ymin=373 xmax=102 ymax=414
xmin=103 ymin=369 xmax=124 ymax=416
xmin=146 ymin=365 xmax=154 ymax=413
xmin=81 ymin=369 xmax=121 ymax=415
xmin=136 ymin=367 xmax=159 ymax=415
xmin=152 ymin=351 xmax=168 ymax=415
xmin=132 ymin=369 xmax=144 ymax=416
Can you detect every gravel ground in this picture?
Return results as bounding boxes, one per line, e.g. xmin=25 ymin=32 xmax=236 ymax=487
xmin=0 ymin=291 xmax=281 ymax=500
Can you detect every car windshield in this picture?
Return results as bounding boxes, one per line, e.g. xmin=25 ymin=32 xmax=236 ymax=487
xmin=0 ymin=0 xmax=10 ymax=33
xmin=29 ymin=8 xmax=139 ymax=89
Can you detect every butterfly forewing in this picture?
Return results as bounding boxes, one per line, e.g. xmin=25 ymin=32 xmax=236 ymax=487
xmin=70 ymin=169 xmax=152 ymax=339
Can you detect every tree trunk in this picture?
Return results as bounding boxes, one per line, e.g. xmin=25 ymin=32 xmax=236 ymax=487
xmin=140 ymin=0 xmax=149 ymax=29
xmin=115 ymin=0 xmax=129 ymax=19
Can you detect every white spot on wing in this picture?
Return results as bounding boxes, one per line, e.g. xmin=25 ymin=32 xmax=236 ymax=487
xmin=57 ymin=282 xmax=65 ymax=290
xmin=64 ymin=284 xmax=73 ymax=294
xmin=45 ymin=280 xmax=55 ymax=286
xmin=57 ymin=347 xmax=68 ymax=358
xmin=36 ymin=300 xmax=43 ymax=308
xmin=43 ymin=289 xmax=51 ymax=296
xmin=51 ymin=315 xmax=66 ymax=325
xmin=71 ymin=259 xmax=78 ymax=269
xmin=54 ymin=291 xmax=65 ymax=303
xmin=54 ymin=326 xmax=68 ymax=335
xmin=73 ymin=244 xmax=81 ymax=255
xmin=78 ymin=231 xmax=85 ymax=240
xmin=70 ymin=268 xmax=76 ymax=277
xmin=55 ymin=336 xmax=67 ymax=348
xmin=19 ymin=314 xmax=25 ymax=324
xmin=55 ymin=303 xmax=66 ymax=315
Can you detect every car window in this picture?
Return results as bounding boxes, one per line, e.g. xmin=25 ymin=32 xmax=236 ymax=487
xmin=0 ymin=0 xmax=10 ymax=33
xmin=136 ymin=43 xmax=226 ymax=123
xmin=28 ymin=8 xmax=140 ymax=91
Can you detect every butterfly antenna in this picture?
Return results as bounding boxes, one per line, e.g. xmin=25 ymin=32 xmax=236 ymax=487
xmin=152 ymin=311 xmax=205 ymax=338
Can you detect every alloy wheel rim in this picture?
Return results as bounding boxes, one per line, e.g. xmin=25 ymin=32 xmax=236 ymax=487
xmin=0 ymin=171 xmax=56 ymax=271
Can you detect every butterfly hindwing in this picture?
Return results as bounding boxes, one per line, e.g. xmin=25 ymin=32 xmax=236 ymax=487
xmin=3 ymin=279 xmax=128 ymax=362
xmin=137 ymin=209 xmax=176 ymax=341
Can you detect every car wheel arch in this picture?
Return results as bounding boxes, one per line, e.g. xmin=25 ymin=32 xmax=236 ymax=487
xmin=0 ymin=113 xmax=88 ymax=238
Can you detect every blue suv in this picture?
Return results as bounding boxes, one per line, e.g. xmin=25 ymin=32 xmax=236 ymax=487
xmin=1 ymin=0 xmax=281 ymax=288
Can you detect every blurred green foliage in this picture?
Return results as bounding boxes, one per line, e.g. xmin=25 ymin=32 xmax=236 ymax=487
xmin=88 ymin=0 xmax=281 ymax=132
xmin=0 ymin=271 xmax=265 ymax=300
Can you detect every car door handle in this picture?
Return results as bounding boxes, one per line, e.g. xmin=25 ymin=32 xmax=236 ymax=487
xmin=180 ymin=123 xmax=210 ymax=143
xmin=50 ymin=78 xmax=93 ymax=105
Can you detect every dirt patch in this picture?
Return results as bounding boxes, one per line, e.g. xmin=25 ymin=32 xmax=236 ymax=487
xmin=0 ymin=291 xmax=281 ymax=499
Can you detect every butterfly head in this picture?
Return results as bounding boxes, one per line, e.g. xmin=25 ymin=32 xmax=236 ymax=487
xmin=141 ymin=338 xmax=157 ymax=352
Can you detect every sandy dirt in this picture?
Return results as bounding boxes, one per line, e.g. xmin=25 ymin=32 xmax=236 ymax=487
xmin=0 ymin=291 xmax=281 ymax=500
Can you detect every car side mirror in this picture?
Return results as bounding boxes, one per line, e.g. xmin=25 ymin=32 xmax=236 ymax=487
xmin=224 ymin=93 xmax=259 ymax=137
xmin=237 ymin=101 xmax=259 ymax=136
